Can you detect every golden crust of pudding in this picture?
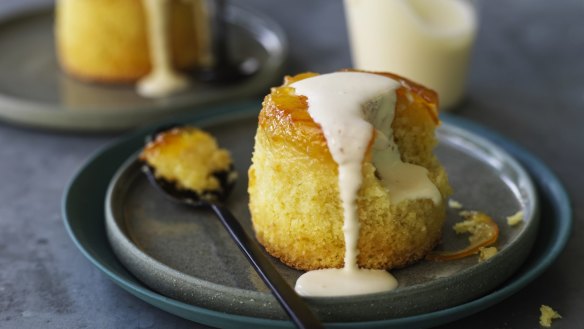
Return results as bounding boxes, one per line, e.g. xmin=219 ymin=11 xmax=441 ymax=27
xmin=56 ymin=0 xmax=200 ymax=83
xmin=140 ymin=127 xmax=233 ymax=195
xmin=248 ymin=70 xmax=452 ymax=271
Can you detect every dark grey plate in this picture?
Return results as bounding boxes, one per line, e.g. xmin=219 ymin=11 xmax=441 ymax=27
xmin=105 ymin=113 xmax=538 ymax=322
xmin=0 ymin=4 xmax=286 ymax=131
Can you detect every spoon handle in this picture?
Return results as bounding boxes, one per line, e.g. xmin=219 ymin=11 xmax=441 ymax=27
xmin=210 ymin=203 xmax=324 ymax=329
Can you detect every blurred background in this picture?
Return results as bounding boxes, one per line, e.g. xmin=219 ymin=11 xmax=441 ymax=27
xmin=0 ymin=0 xmax=581 ymax=328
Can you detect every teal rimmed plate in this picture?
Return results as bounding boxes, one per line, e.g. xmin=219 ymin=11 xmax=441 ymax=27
xmin=62 ymin=101 xmax=571 ymax=328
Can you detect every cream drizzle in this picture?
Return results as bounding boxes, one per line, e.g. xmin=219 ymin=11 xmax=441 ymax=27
xmin=290 ymin=72 xmax=441 ymax=297
xmin=138 ymin=0 xmax=190 ymax=98
xmin=372 ymin=132 xmax=442 ymax=205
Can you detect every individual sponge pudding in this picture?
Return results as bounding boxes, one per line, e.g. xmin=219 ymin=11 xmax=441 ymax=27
xmin=56 ymin=0 xmax=204 ymax=83
xmin=140 ymin=126 xmax=237 ymax=202
xmin=248 ymin=71 xmax=452 ymax=271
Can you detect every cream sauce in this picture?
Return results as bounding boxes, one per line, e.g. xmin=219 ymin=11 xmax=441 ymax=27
xmin=138 ymin=0 xmax=190 ymax=98
xmin=290 ymin=72 xmax=440 ymax=297
xmin=372 ymin=138 xmax=441 ymax=205
xmin=295 ymin=268 xmax=398 ymax=297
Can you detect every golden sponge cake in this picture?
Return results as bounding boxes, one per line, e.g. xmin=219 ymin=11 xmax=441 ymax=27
xmin=140 ymin=126 xmax=235 ymax=199
xmin=56 ymin=0 xmax=200 ymax=83
xmin=248 ymin=71 xmax=452 ymax=271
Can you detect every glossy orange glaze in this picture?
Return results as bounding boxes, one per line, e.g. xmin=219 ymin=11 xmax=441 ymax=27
xmin=258 ymin=70 xmax=440 ymax=167
xmin=140 ymin=126 xmax=193 ymax=160
xmin=342 ymin=69 xmax=439 ymax=122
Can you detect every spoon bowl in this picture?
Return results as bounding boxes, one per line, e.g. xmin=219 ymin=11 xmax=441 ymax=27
xmin=140 ymin=126 xmax=323 ymax=329
xmin=142 ymin=163 xmax=235 ymax=204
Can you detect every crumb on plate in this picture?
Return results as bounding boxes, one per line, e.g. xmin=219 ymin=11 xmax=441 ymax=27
xmin=507 ymin=210 xmax=524 ymax=226
xmin=478 ymin=246 xmax=497 ymax=262
xmin=448 ymin=199 xmax=463 ymax=209
xmin=539 ymin=305 xmax=561 ymax=327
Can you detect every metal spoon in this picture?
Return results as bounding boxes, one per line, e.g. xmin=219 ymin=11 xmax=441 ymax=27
xmin=140 ymin=128 xmax=323 ymax=329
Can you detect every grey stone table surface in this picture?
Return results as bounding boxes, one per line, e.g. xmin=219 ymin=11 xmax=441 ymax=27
xmin=1 ymin=0 xmax=582 ymax=328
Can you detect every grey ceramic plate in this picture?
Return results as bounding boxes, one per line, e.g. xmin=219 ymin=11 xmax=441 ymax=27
xmin=104 ymin=110 xmax=538 ymax=322
xmin=0 ymin=4 xmax=286 ymax=131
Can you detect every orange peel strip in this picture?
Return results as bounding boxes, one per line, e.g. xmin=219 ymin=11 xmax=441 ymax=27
xmin=427 ymin=211 xmax=499 ymax=261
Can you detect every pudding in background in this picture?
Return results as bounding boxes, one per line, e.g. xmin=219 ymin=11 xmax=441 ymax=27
xmin=56 ymin=0 xmax=212 ymax=97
